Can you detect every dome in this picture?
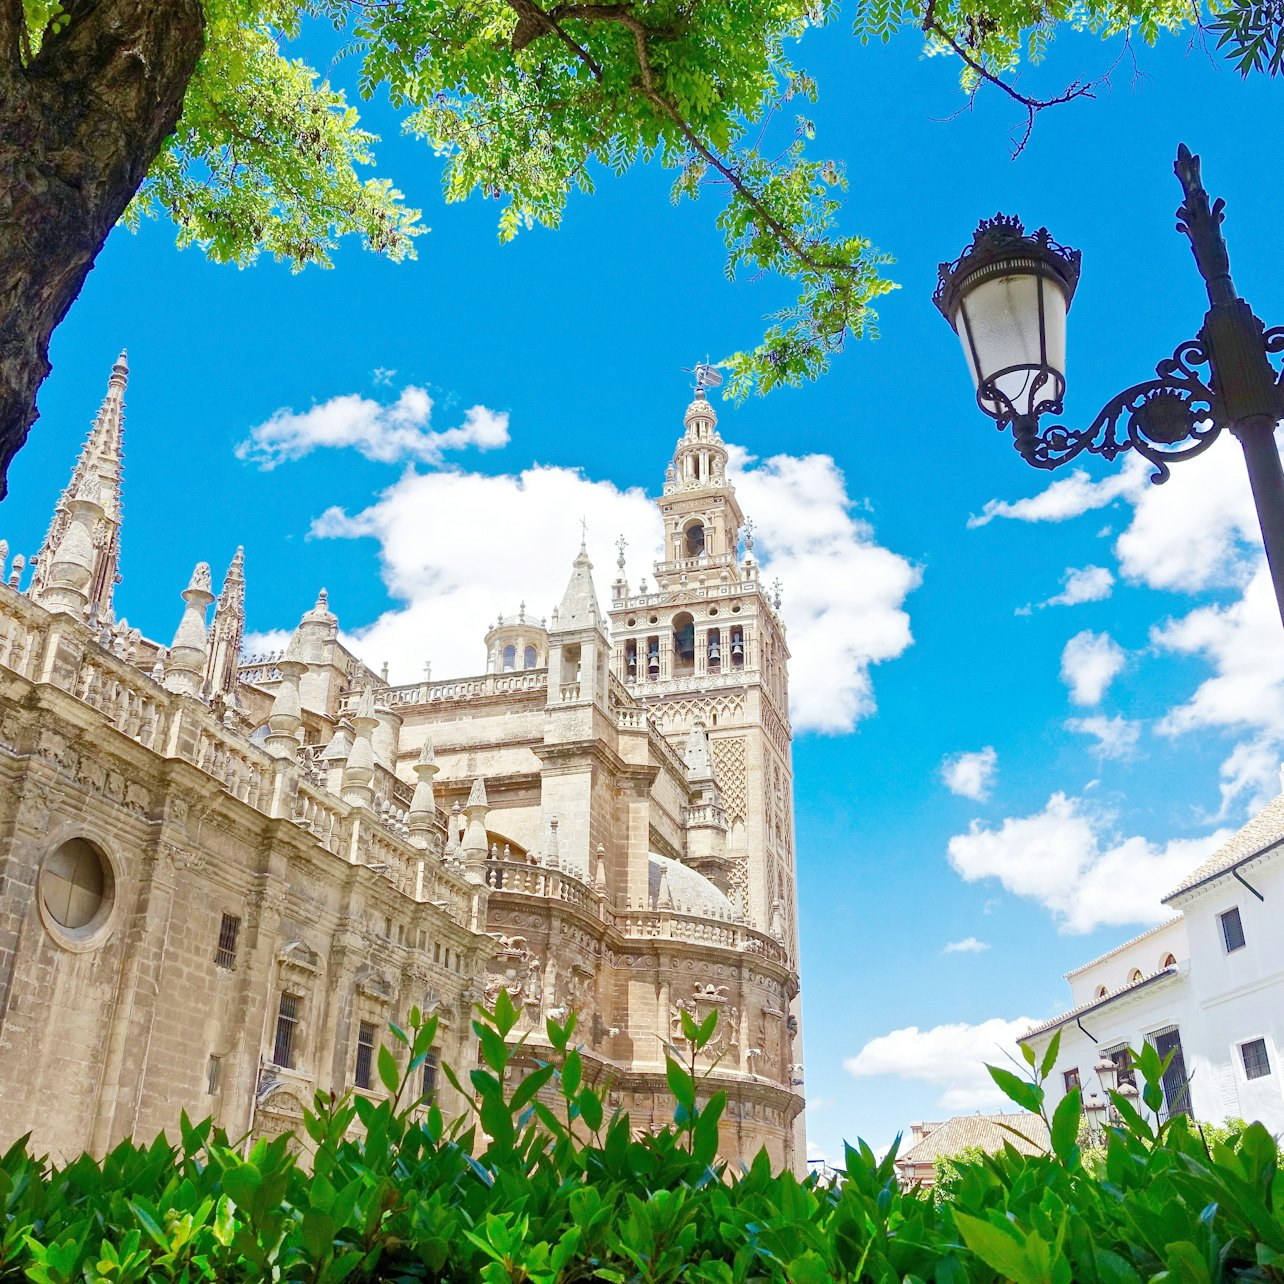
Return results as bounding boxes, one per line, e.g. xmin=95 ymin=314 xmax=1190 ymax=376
xmin=648 ymin=852 xmax=733 ymax=917
xmin=684 ymin=389 xmax=718 ymax=429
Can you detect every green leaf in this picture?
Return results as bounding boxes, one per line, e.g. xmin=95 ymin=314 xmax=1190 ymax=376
xmin=1050 ymin=1088 xmax=1081 ymax=1166
xmin=1039 ymin=1029 xmax=1062 ymax=1081
xmin=953 ymin=1212 xmax=1043 ymax=1284
xmin=377 ymin=1044 xmax=400 ymax=1095
xmin=562 ymin=1048 xmax=582 ymax=1098
xmin=666 ymin=1056 xmax=696 ymax=1112
xmin=986 ymin=1064 xmax=1044 ymax=1114
xmin=578 ymin=1088 xmax=603 ymax=1131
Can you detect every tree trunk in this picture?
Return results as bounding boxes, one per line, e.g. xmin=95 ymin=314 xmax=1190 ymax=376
xmin=0 ymin=0 xmax=204 ymax=498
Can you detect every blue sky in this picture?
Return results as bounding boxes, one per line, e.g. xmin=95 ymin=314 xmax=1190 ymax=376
xmin=4 ymin=10 xmax=1284 ymax=1166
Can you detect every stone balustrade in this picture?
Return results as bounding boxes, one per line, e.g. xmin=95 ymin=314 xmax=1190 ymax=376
xmin=383 ymin=671 xmax=547 ymax=706
xmin=0 ymin=582 xmax=474 ymax=925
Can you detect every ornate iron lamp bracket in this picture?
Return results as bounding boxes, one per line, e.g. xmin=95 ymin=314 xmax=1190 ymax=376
xmin=987 ymin=325 xmax=1284 ymax=484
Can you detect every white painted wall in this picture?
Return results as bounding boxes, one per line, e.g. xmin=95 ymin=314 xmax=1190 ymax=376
xmin=1026 ymin=849 xmax=1284 ymax=1136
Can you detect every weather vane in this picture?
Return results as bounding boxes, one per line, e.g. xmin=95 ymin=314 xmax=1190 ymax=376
xmin=616 ymin=534 xmax=627 ymax=571
xmin=744 ymin=517 xmax=755 ymax=553
xmin=682 ymin=356 xmax=723 ymax=393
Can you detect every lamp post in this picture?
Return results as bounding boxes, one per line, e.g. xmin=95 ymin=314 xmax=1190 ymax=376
xmin=935 ymin=144 xmax=1284 ymax=629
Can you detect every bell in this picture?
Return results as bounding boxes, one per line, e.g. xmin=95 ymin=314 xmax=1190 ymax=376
xmin=627 ymin=655 xmax=638 ymax=674
xmin=708 ymin=639 xmax=721 ymax=660
xmin=731 ymin=638 xmax=744 ymax=657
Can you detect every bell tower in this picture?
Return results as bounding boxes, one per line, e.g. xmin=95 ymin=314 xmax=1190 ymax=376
xmin=608 ymin=386 xmax=798 ymax=959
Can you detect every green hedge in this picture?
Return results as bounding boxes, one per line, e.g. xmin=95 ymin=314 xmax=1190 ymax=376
xmin=2 ymin=996 xmax=1281 ymax=1282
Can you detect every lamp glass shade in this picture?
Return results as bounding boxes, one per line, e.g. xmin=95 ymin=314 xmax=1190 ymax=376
xmin=955 ymin=264 xmax=1069 ymax=421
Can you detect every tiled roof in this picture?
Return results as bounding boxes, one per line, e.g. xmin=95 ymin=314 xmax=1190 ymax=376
xmin=896 ymin=1113 xmax=1049 ymax=1167
xmin=1022 ymin=966 xmax=1182 ymax=1040
xmin=1065 ymin=917 xmax=1183 ymax=979
xmin=1164 ymin=793 xmax=1284 ymax=900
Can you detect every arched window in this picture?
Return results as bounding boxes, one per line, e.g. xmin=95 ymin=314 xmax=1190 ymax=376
xmin=1094 ymin=985 xmax=1109 ymax=1000
xmin=685 ymin=522 xmax=706 ymax=558
xmin=502 ymin=644 xmax=516 ymax=672
xmin=524 ymin=645 xmax=537 ymax=669
xmin=1161 ymin=953 xmax=1177 ymax=968
xmin=673 ymin=612 xmax=695 ymax=674
xmin=1128 ymin=968 xmax=1143 ymax=983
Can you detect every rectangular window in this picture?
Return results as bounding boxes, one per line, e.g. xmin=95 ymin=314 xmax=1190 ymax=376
xmin=1105 ymin=1045 xmax=1135 ymax=1088
xmin=1063 ymin=1067 xmax=1081 ymax=1094
xmin=1220 ymin=907 xmax=1246 ymax=952
xmin=206 ymin=1054 xmax=221 ymax=1095
xmin=273 ymin=993 xmax=300 ymax=1069
xmin=1242 ymin=1038 xmax=1271 ymax=1081
xmin=355 ymin=1022 xmax=376 ymax=1090
xmin=1149 ymin=1026 xmax=1192 ymax=1119
xmin=213 ymin=913 xmax=240 ymax=970
xmin=421 ymin=1048 xmax=439 ymax=1103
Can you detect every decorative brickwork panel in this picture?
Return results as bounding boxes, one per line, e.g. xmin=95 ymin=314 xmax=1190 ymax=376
xmin=710 ymin=735 xmax=747 ymax=820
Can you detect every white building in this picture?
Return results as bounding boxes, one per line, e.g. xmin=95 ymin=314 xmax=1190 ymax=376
xmin=1022 ymin=794 xmax=1284 ymax=1135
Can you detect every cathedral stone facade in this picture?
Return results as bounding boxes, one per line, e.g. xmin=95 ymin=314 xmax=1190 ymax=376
xmin=0 ymin=356 xmax=805 ymax=1168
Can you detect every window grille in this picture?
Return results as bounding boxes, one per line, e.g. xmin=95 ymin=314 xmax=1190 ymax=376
xmin=206 ymin=1055 xmax=221 ymax=1095
xmin=1147 ymin=1026 xmax=1192 ymax=1119
xmin=421 ymin=1048 xmax=439 ymax=1104
xmin=355 ymin=1022 xmax=376 ymax=1090
xmin=273 ymin=993 xmax=301 ymax=1068
xmin=214 ymin=913 xmax=240 ymax=969
xmin=1063 ymin=1067 xmax=1081 ymax=1093
xmin=1242 ymin=1038 xmax=1271 ymax=1081
xmin=1220 ymin=906 xmax=1246 ymax=953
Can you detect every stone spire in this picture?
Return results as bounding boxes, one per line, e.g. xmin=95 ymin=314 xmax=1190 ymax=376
xmin=684 ymin=719 xmax=718 ymax=788
xmin=39 ymin=471 xmax=105 ymax=617
xmin=461 ymin=778 xmax=490 ymax=883
xmin=340 ymin=686 xmax=378 ymax=808
xmin=407 ymin=738 xmax=440 ymax=849
xmin=205 ymin=547 xmax=245 ymax=699
xmin=163 ymin=563 xmax=214 ymax=697
xmin=264 ymin=629 xmax=307 ymax=758
xmin=554 ymin=540 xmax=602 ymax=632
xmin=32 ymin=351 xmax=128 ymax=620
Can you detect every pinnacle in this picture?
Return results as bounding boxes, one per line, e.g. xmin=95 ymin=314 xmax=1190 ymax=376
xmin=466 ymin=777 xmax=489 ymax=809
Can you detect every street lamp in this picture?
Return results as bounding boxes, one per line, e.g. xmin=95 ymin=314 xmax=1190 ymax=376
xmin=935 ymin=144 xmax=1284 ymax=628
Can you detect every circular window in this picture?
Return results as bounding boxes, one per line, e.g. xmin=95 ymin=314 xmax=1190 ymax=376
xmin=626 ymin=617 xmax=636 ymax=628
xmin=731 ymin=604 xmax=742 ymax=614
xmin=40 ymin=839 xmax=113 ymax=945
xmin=648 ymin=614 xmax=658 ymax=625
xmin=708 ymin=607 xmax=719 ymax=617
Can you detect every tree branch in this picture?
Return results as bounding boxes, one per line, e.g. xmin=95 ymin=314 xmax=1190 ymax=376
xmin=512 ymin=0 xmax=855 ymax=284
xmin=924 ymin=18 xmax=1092 ymax=157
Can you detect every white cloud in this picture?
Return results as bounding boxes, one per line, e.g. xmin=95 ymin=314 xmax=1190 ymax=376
xmin=728 ymin=448 xmax=921 ymax=732
xmin=946 ymin=792 xmax=1227 ymax=933
xmin=300 ymin=443 xmax=917 ymax=735
xmin=1113 ymin=434 xmax=1262 ymax=593
xmin=1064 ymin=714 xmax=1142 ymax=761
xmin=942 ymin=937 xmax=990 ymax=954
xmin=941 ymin=747 xmax=997 ymax=801
xmin=1060 ymin=629 xmax=1125 ymax=706
xmin=967 ymin=458 xmax=1148 ymax=528
xmin=1042 ymin=565 xmax=1115 ymax=609
xmin=237 ymin=385 xmax=510 ymax=468
xmin=844 ymin=1017 xmax=1036 ymax=1112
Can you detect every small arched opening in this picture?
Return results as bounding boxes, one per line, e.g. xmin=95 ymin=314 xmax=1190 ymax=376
xmin=684 ymin=521 xmax=706 ymax=558
xmin=1161 ymin=953 xmax=1177 ymax=969
xmin=673 ymin=612 xmax=695 ymax=674
xmin=502 ymin=644 xmax=516 ymax=672
xmin=524 ymin=645 xmax=538 ymax=669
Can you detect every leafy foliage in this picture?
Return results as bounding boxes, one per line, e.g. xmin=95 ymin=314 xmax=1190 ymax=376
xmin=4 ymin=1009 xmax=1284 ymax=1282
xmin=22 ymin=0 xmax=1263 ymax=401
xmin=1209 ymin=0 xmax=1284 ymax=75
